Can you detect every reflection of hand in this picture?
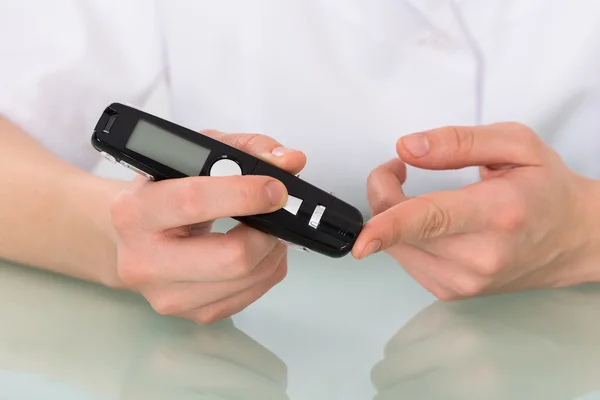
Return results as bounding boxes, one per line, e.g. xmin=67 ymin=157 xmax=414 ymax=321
xmin=372 ymin=286 xmax=600 ymax=400
xmin=120 ymin=318 xmax=289 ymax=400
xmin=355 ymin=123 xmax=600 ymax=299
xmin=0 ymin=265 xmax=288 ymax=400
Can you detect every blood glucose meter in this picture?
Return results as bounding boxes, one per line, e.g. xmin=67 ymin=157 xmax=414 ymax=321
xmin=91 ymin=103 xmax=363 ymax=257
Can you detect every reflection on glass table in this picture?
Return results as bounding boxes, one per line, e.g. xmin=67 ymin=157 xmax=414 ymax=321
xmin=372 ymin=285 xmax=600 ymax=400
xmin=121 ymin=319 xmax=289 ymax=400
xmin=0 ymin=264 xmax=288 ymax=400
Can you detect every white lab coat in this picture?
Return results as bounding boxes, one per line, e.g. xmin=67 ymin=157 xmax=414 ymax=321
xmin=1 ymin=0 xmax=600 ymax=213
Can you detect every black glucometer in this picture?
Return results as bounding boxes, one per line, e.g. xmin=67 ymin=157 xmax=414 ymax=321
xmin=91 ymin=103 xmax=364 ymax=257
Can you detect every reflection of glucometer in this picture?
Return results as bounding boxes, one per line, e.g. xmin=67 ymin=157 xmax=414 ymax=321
xmin=91 ymin=103 xmax=363 ymax=257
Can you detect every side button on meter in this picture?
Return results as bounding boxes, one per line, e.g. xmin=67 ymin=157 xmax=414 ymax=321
xmin=279 ymin=239 xmax=311 ymax=253
xmin=119 ymin=161 xmax=154 ymax=180
xmin=100 ymin=151 xmax=117 ymax=164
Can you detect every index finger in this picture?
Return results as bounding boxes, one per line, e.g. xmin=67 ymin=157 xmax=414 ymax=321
xmin=203 ymin=130 xmax=307 ymax=175
xmin=117 ymin=174 xmax=288 ymax=232
xmin=396 ymin=123 xmax=548 ymax=171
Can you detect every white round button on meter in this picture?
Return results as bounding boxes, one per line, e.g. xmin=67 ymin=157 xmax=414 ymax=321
xmin=209 ymin=158 xmax=242 ymax=177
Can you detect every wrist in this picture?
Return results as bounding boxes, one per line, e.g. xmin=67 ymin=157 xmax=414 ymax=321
xmin=67 ymin=174 xmax=130 ymax=289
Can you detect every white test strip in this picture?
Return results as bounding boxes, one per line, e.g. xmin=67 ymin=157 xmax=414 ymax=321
xmin=283 ymin=195 xmax=303 ymax=215
xmin=309 ymin=205 xmax=326 ymax=229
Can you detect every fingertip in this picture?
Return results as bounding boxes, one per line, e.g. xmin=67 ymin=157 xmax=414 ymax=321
xmin=351 ymin=233 xmax=367 ymax=259
xmin=352 ymin=225 xmax=384 ymax=260
xmin=358 ymin=239 xmax=382 ymax=260
xmin=264 ymin=148 xmax=307 ymax=175
xmin=351 ymin=249 xmax=367 ymax=261
xmin=351 ymin=245 xmax=363 ymax=260
xmin=397 ymin=132 xmax=431 ymax=161
xmin=271 ymin=146 xmax=296 ymax=157
xmin=350 ymin=237 xmax=365 ymax=260
xmin=265 ymin=178 xmax=289 ymax=209
xmin=396 ymin=136 xmax=414 ymax=164
xmin=288 ymin=150 xmax=308 ymax=172
xmin=396 ymin=136 xmax=407 ymax=158
xmin=352 ymin=241 xmax=382 ymax=260
xmin=376 ymin=158 xmax=408 ymax=183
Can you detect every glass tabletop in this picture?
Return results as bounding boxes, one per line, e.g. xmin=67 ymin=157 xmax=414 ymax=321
xmin=2 ymin=232 xmax=600 ymax=400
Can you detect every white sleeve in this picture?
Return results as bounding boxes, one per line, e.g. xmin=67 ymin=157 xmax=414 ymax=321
xmin=0 ymin=0 xmax=166 ymax=170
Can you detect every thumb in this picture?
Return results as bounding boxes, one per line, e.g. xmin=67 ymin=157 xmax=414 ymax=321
xmin=353 ymin=188 xmax=484 ymax=259
xmin=202 ymin=130 xmax=307 ymax=175
xmin=396 ymin=122 xmax=549 ymax=171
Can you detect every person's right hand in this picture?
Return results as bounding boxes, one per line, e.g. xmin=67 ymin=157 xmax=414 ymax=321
xmin=108 ymin=131 xmax=306 ymax=324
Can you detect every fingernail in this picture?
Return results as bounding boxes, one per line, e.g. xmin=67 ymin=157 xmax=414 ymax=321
xmin=402 ymin=134 xmax=430 ymax=157
xmin=363 ymin=239 xmax=382 ymax=258
xmin=266 ymin=180 xmax=288 ymax=206
xmin=272 ymin=146 xmax=295 ymax=156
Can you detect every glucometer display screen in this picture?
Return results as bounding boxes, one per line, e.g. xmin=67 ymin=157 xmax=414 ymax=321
xmin=126 ymin=119 xmax=211 ymax=176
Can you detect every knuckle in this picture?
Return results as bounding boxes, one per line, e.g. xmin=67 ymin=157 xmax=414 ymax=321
xmin=454 ymin=276 xmax=488 ymax=297
xmin=511 ymin=122 xmax=545 ymax=155
xmin=150 ymin=293 xmax=183 ymax=316
xmin=366 ymin=169 xmax=379 ymax=190
xmin=272 ymin=261 xmax=288 ymax=284
xmin=475 ymin=251 xmax=506 ymax=277
xmin=110 ymin=190 xmax=142 ymax=231
xmin=367 ymin=173 xmax=387 ymax=214
xmin=230 ymin=133 xmax=267 ymax=152
xmin=367 ymin=164 xmax=386 ymax=183
xmin=222 ymin=238 xmax=254 ymax=279
xmin=435 ymin=290 xmax=460 ymax=302
xmin=118 ymin=258 xmax=151 ymax=287
xmin=369 ymin=194 xmax=394 ymax=216
xmin=492 ymin=188 xmax=527 ymax=232
xmin=518 ymin=123 xmax=539 ymax=141
xmin=508 ymin=121 xmax=535 ymax=136
xmin=389 ymin=214 xmax=405 ymax=245
xmin=235 ymin=180 xmax=256 ymax=206
xmin=509 ymin=121 xmax=531 ymax=131
xmin=414 ymin=197 xmax=450 ymax=239
xmin=367 ymin=176 xmax=399 ymax=215
xmin=194 ymin=306 xmax=222 ymax=324
xmin=172 ymin=179 xmax=204 ymax=221
xmin=448 ymin=126 xmax=475 ymax=157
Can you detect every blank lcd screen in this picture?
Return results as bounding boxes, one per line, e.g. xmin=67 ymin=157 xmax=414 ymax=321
xmin=126 ymin=119 xmax=211 ymax=176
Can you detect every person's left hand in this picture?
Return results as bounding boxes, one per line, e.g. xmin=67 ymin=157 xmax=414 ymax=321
xmin=353 ymin=122 xmax=600 ymax=299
